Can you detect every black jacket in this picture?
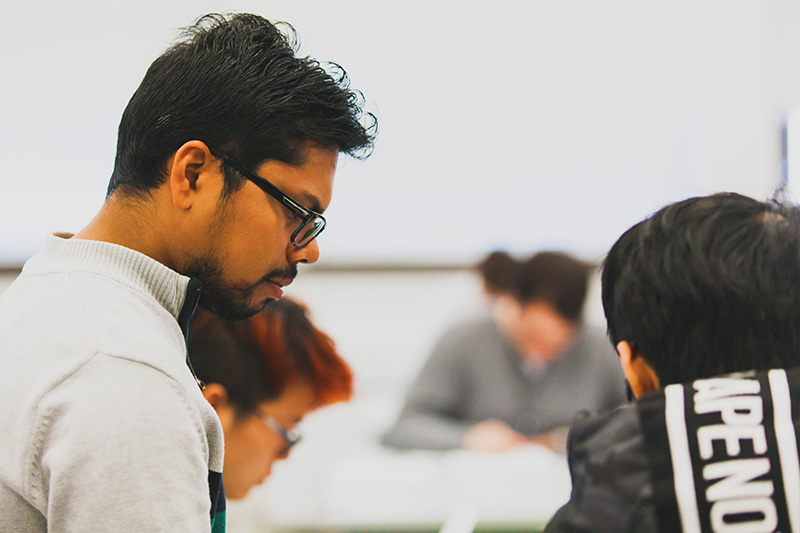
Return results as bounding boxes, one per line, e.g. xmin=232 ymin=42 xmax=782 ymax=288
xmin=546 ymin=368 xmax=800 ymax=532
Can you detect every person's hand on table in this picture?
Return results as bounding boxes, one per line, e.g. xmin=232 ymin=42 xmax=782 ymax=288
xmin=461 ymin=419 xmax=527 ymax=452
xmin=527 ymin=426 xmax=569 ymax=453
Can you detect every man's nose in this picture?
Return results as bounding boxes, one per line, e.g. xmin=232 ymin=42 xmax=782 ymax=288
xmin=288 ymin=238 xmax=320 ymax=265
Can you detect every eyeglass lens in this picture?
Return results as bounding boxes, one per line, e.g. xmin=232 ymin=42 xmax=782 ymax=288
xmin=294 ymin=216 xmax=325 ymax=247
xmin=263 ymin=414 xmax=301 ymax=455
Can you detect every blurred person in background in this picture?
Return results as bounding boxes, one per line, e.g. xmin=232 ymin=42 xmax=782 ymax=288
xmin=188 ymin=298 xmax=353 ymax=500
xmin=382 ymin=251 xmax=625 ymax=452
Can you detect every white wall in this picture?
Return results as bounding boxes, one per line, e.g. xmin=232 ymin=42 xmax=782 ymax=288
xmin=3 ymin=0 xmax=799 ymax=267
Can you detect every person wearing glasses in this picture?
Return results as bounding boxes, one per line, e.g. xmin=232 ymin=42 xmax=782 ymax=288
xmin=187 ymin=298 xmax=353 ymax=500
xmin=0 ymin=13 xmax=374 ymax=533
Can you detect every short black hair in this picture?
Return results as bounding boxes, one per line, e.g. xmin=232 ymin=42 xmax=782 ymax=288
xmin=108 ymin=13 xmax=376 ymax=198
xmin=602 ymin=192 xmax=800 ymax=386
xmin=515 ymin=251 xmax=593 ymax=323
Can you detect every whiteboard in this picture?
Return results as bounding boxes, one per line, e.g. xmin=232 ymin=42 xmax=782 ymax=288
xmin=0 ymin=1 xmax=718 ymax=266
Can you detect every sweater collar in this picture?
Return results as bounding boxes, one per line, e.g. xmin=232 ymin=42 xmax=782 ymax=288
xmin=32 ymin=233 xmax=193 ymax=322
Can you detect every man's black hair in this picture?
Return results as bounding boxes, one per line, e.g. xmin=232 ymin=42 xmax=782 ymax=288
xmin=602 ymin=192 xmax=800 ymax=386
xmin=515 ymin=251 xmax=593 ymax=323
xmin=108 ymin=13 xmax=376 ymax=198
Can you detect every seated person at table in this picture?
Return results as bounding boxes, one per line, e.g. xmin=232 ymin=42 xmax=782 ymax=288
xmin=382 ymin=251 xmax=626 ymax=452
xmin=188 ymin=298 xmax=353 ymax=499
xmin=546 ymin=193 xmax=800 ymax=532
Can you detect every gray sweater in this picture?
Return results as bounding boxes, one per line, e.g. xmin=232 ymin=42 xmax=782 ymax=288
xmin=383 ymin=316 xmax=626 ymax=450
xmin=0 ymin=234 xmax=224 ymax=532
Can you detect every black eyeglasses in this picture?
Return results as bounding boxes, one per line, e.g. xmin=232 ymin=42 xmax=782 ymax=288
xmin=261 ymin=414 xmax=302 ymax=456
xmin=210 ymin=148 xmax=326 ymax=249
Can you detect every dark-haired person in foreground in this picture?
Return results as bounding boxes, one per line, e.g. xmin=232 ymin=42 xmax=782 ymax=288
xmin=0 ymin=13 xmax=375 ymax=532
xmin=382 ymin=252 xmax=625 ymax=452
xmin=188 ymin=299 xmax=352 ymax=500
xmin=545 ymin=193 xmax=800 ymax=532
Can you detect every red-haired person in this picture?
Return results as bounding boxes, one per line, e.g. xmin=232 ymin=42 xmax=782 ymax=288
xmin=187 ymin=298 xmax=353 ymax=499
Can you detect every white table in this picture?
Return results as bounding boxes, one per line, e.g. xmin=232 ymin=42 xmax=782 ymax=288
xmin=230 ymin=444 xmax=571 ymax=533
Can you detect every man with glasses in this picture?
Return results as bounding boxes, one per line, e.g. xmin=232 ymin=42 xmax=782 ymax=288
xmin=0 ymin=13 xmax=375 ymax=533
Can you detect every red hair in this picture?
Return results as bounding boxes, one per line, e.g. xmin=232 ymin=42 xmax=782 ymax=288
xmin=248 ymin=299 xmax=353 ymax=407
xmin=188 ymin=298 xmax=352 ymax=414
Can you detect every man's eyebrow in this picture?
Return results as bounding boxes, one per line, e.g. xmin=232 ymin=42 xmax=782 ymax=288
xmin=297 ymin=192 xmax=324 ymax=214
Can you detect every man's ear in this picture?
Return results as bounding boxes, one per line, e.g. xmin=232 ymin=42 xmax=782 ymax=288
xmin=166 ymin=141 xmax=218 ymax=210
xmin=617 ymin=340 xmax=660 ymax=399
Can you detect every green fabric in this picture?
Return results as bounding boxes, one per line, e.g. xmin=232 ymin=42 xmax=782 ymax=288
xmin=211 ymin=510 xmax=226 ymax=533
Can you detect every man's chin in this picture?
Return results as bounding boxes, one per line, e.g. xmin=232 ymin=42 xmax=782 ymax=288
xmin=198 ymin=293 xmax=274 ymax=321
